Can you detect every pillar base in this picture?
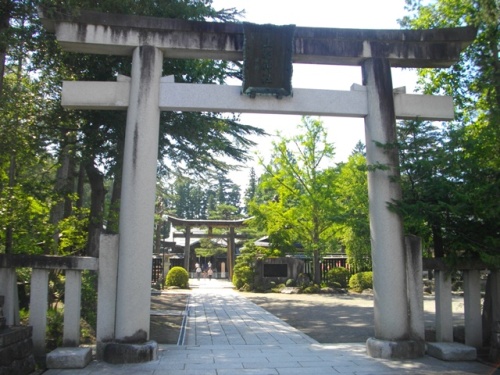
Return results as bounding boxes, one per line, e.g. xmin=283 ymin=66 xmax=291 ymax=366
xmin=101 ymin=340 xmax=158 ymax=364
xmin=366 ymin=337 xmax=425 ymax=359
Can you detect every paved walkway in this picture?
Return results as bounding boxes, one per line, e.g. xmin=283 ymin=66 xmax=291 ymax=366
xmin=45 ymin=279 xmax=497 ymax=374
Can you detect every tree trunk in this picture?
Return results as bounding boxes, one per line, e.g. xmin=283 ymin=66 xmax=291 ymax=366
xmin=313 ymin=249 xmax=321 ymax=284
xmin=76 ymin=163 xmax=85 ymax=211
xmin=85 ymin=162 xmax=106 ymax=257
xmin=50 ymin=142 xmax=75 ymax=253
xmin=4 ymin=155 xmax=15 ymax=253
xmin=432 ymin=222 xmax=444 ymax=258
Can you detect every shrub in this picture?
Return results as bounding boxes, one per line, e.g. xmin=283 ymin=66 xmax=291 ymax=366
xmin=325 ymin=267 xmax=350 ymax=288
xmin=349 ymin=271 xmax=373 ymax=293
xmin=285 ymin=278 xmax=296 ymax=287
xmin=232 ymin=264 xmax=254 ymax=290
xmin=302 ymin=284 xmax=320 ymax=294
xmin=165 ymin=267 xmax=189 ymax=289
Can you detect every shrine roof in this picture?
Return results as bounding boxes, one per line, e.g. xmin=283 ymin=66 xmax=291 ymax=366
xmin=166 ymin=215 xmax=249 ymax=228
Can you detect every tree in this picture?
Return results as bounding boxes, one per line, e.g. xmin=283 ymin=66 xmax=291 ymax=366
xmin=401 ymin=0 xmax=500 ymax=350
xmin=335 ymin=147 xmax=371 ymax=272
xmin=400 ymin=0 xmax=500 ymax=265
xmin=249 ymin=117 xmax=341 ymax=284
xmin=243 ymin=167 xmax=257 ymax=214
xmin=1 ymin=0 xmax=264 ymax=257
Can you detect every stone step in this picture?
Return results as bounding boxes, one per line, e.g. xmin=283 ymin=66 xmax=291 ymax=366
xmin=46 ymin=347 xmax=92 ymax=369
xmin=426 ymin=342 xmax=477 ymax=361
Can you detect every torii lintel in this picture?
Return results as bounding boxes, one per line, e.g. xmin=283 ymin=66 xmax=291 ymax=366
xmin=39 ymin=9 xmax=476 ymax=68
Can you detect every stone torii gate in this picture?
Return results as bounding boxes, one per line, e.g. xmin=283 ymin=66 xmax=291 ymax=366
xmin=167 ymin=215 xmax=248 ymax=279
xmin=40 ymin=10 xmax=475 ymax=361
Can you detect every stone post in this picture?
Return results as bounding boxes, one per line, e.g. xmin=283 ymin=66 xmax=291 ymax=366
xmin=463 ymin=269 xmax=482 ymax=347
xmin=0 ymin=295 xmax=5 ymax=330
xmin=184 ymin=227 xmax=191 ymax=273
xmin=405 ymin=235 xmax=425 ymax=342
xmin=363 ymin=58 xmax=422 ymax=359
xmin=114 ymin=45 xmax=163 ymax=342
xmin=435 ymin=269 xmax=453 ymax=342
xmin=96 ymin=234 xmax=119 ymax=359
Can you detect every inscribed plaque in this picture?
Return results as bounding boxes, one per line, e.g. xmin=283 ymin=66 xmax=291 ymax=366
xmin=243 ymin=22 xmax=295 ymax=98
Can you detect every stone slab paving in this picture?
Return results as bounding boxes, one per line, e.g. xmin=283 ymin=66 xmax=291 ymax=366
xmin=44 ymin=279 xmax=497 ymax=375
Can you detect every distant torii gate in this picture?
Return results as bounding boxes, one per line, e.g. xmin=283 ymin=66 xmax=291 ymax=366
xmin=40 ymin=10 xmax=475 ymax=361
xmin=166 ymin=216 xmax=248 ymax=279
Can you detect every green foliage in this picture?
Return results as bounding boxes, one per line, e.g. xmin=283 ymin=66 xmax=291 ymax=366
xmin=325 ymin=267 xmax=350 ymax=288
xmin=302 ymin=284 xmax=320 ymax=294
xmin=348 ymin=271 xmax=373 ymax=293
xmin=249 ymin=117 xmax=342 ymax=284
xmin=196 ymin=238 xmax=227 ymax=258
xmin=232 ymin=265 xmax=254 ymax=290
xmin=285 ymin=278 xmax=296 ymax=287
xmin=165 ymin=266 xmax=189 ymax=289
xmin=46 ymin=308 xmax=64 ymax=350
xmin=80 ymin=271 xmax=97 ymax=330
xmin=397 ymin=0 xmax=500 ymax=266
xmin=57 ymin=207 xmax=90 ymax=255
xmin=334 ymin=151 xmax=371 ymax=271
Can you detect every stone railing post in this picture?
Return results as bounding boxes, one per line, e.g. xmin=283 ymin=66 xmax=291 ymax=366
xmin=62 ymin=270 xmax=83 ymax=347
xmin=405 ymin=235 xmax=424 ymax=342
xmin=435 ymin=269 xmax=453 ymax=342
xmin=29 ymin=268 xmax=49 ymax=356
xmin=0 ymin=267 xmax=19 ymax=326
xmin=463 ymin=269 xmax=482 ymax=347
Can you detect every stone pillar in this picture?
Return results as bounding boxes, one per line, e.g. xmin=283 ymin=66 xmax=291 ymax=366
xmin=62 ymin=270 xmax=82 ymax=347
xmin=435 ymin=269 xmax=453 ymax=342
xmin=228 ymin=227 xmax=235 ymax=281
xmin=463 ymin=269 xmax=482 ymax=347
xmin=489 ymin=270 xmax=500 ymax=362
xmin=405 ymin=235 xmax=425 ymax=342
xmin=0 ymin=267 xmax=19 ymax=326
xmin=184 ymin=227 xmax=191 ymax=272
xmin=362 ymin=59 xmax=420 ymax=359
xmin=96 ymin=234 xmax=119 ymax=359
xmin=115 ymin=45 xmax=163 ymax=342
xmin=30 ymin=269 xmax=49 ymax=356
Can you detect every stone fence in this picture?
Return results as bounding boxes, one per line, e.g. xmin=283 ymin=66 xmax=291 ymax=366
xmin=0 ymin=254 xmax=98 ymax=357
xmin=1 ymin=251 xmax=499 ymax=363
xmin=423 ymin=258 xmax=500 ymax=361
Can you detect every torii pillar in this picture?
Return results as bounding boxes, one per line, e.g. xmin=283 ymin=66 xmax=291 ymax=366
xmin=115 ymin=45 xmax=163 ymax=342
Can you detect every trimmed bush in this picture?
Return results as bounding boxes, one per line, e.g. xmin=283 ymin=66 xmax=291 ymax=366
xmin=232 ymin=265 xmax=254 ymax=290
xmin=325 ymin=267 xmax=350 ymax=288
xmin=285 ymin=278 xmax=296 ymax=287
xmin=348 ymin=271 xmax=373 ymax=293
xmin=165 ymin=266 xmax=189 ymax=289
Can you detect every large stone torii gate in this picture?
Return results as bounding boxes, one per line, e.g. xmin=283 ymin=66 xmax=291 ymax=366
xmin=40 ymin=10 xmax=475 ymax=361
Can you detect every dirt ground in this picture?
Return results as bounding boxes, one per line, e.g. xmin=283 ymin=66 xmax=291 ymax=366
xmin=240 ymin=291 xmax=376 ymax=343
xmin=150 ymin=292 xmax=189 ymax=344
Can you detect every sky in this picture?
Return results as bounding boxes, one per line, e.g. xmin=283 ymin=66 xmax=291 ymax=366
xmin=210 ymin=0 xmax=419 ymax=186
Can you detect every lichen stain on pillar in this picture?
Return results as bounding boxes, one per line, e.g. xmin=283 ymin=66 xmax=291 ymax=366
xmin=133 ymin=123 xmax=139 ymax=171
xmin=371 ymin=58 xmax=397 ymax=151
xmin=76 ymin=24 xmax=87 ymax=42
xmin=130 ymin=45 xmax=157 ymax=171
xmin=139 ymin=45 xmax=155 ymax=96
